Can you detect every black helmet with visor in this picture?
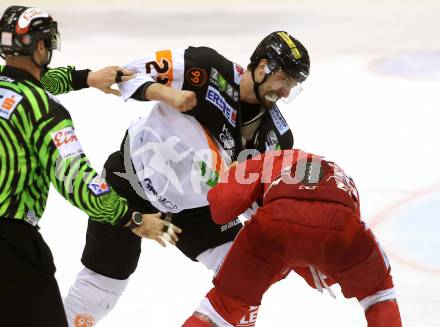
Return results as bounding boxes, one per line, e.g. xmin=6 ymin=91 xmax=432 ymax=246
xmin=250 ymin=31 xmax=310 ymax=104
xmin=0 ymin=6 xmax=60 ymax=67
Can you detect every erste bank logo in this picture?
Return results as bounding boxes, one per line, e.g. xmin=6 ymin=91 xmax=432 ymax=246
xmin=206 ymin=86 xmax=237 ymax=127
xmin=0 ymin=89 xmax=22 ymax=120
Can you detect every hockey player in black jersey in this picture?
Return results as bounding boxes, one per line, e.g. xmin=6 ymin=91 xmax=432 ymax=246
xmin=63 ymin=31 xmax=310 ymax=327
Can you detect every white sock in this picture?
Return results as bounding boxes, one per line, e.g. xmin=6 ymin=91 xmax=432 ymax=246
xmin=64 ymin=267 xmax=129 ymax=327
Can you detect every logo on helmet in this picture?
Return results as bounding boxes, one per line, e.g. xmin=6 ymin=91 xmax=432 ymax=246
xmin=277 ymin=32 xmax=302 ymax=60
xmin=16 ymin=8 xmax=49 ymax=34
xmin=21 ymin=34 xmax=32 ymax=45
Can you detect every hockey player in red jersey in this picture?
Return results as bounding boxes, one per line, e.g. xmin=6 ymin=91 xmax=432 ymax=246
xmin=183 ymin=149 xmax=402 ymax=327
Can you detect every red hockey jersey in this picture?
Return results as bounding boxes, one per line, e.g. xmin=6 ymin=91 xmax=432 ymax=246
xmin=208 ymin=149 xmax=360 ymax=224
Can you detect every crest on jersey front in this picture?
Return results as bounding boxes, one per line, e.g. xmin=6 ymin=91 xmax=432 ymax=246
xmin=186 ymin=67 xmax=207 ymax=87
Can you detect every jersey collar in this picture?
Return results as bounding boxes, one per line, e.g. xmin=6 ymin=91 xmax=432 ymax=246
xmin=2 ymin=65 xmax=43 ymax=87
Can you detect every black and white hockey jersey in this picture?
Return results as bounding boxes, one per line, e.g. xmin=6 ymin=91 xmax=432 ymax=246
xmin=119 ymin=46 xmax=294 ymax=161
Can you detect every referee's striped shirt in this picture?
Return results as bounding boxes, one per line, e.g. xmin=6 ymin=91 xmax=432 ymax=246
xmin=0 ymin=65 xmax=130 ymax=226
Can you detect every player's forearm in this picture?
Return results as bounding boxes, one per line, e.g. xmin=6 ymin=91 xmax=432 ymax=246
xmin=208 ymin=185 xmax=239 ymax=224
xmin=144 ymin=82 xmax=175 ymax=102
xmin=143 ymin=83 xmax=197 ymax=112
xmin=208 ymin=169 xmax=256 ymax=223
xmin=208 ymin=158 xmax=266 ymax=223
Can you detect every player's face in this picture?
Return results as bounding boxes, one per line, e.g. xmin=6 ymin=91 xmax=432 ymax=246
xmin=260 ymin=70 xmax=299 ymax=108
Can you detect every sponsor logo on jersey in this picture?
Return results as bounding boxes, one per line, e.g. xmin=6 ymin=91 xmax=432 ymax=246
xmin=0 ymin=75 xmax=15 ymax=83
xmin=51 ymin=126 xmax=84 ymax=159
xmin=238 ymin=306 xmax=259 ymax=326
xmin=142 ymin=177 xmax=178 ymax=211
xmin=210 ymin=68 xmax=239 ymax=102
xmin=210 ymin=67 xmax=220 ymax=85
xmin=88 ymin=176 xmax=111 ymax=196
xmin=264 ymin=129 xmax=280 ymax=151
xmin=0 ymin=89 xmax=22 ymax=120
xmin=219 ymin=124 xmax=235 ymax=158
xmin=186 ymin=67 xmax=207 ymax=86
xmin=218 ymin=74 xmax=227 ymax=92
xmin=268 ymin=106 xmax=289 ymax=135
xmin=220 ymin=217 xmax=241 ymax=232
xmin=198 ymin=160 xmax=219 ymax=187
xmin=226 ymin=83 xmax=239 ymax=103
xmin=206 ymin=86 xmax=237 ymax=127
xmin=233 ymin=63 xmax=244 ymax=85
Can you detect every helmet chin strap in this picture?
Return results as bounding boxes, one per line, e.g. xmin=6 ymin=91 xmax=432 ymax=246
xmin=251 ymin=66 xmax=268 ymax=105
xmin=41 ymin=49 xmax=53 ymax=74
xmin=31 ymin=45 xmax=53 ymax=77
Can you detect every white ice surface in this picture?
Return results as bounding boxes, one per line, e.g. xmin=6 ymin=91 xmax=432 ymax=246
xmin=3 ymin=1 xmax=439 ymax=326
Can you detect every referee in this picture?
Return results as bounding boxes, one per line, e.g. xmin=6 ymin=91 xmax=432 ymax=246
xmin=0 ymin=6 xmax=179 ymax=327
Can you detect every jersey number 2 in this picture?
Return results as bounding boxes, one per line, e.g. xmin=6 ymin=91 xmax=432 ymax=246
xmin=145 ymin=59 xmax=171 ymax=85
